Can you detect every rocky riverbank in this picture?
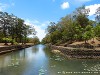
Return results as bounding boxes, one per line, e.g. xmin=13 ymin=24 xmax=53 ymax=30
xmin=0 ymin=44 xmax=33 ymax=54
xmin=50 ymin=45 xmax=100 ymax=59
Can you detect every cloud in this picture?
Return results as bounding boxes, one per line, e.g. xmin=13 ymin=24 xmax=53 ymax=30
xmin=25 ymin=19 xmax=39 ymax=25
xmin=61 ymin=2 xmax=69 ymax=10
xmin=85 ymin=4 xmax=100 ymax=16
xmin=0 ymin=3 xmax=8 ymax=11
xmin=24 ymin=19 xmax=50 ymax=41
xmin=0 ymin=1 xmax=15 ymax=11
xmin=34 ymin=25 xmax=46 ymax=41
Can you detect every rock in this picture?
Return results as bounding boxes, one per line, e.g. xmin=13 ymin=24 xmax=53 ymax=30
xmin=52 ymin=50 xmax=61 ymax=53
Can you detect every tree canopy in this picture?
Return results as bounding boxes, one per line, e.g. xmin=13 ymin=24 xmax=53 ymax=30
xmin=42 ymin=6 xmax=100 ymax=45
xmin=0 ymin=11 xmax=37 ymax=45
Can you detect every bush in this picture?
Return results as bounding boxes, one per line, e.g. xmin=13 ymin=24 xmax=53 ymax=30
xmin=2 ymin=38 xmax=18 ymax=45
xmin=2 ymin=38 xmax=12 ymax=43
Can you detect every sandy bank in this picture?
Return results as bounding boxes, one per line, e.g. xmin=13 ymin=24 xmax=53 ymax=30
xmin=0 ymin=44 xmax=34 ymax=54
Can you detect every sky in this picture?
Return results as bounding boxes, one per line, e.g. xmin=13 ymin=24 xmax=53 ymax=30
xmin=0 ymin=0 xmax=100 ymax=41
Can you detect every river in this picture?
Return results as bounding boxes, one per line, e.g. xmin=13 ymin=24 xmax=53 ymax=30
xmin=0 ymin=44 xmax=100 ymax=75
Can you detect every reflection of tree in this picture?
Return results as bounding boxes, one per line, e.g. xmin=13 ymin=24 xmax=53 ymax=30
xmin=43 ymin=46 xmax=54 ymax=58
xmin=0 ymin=58 xmax=4 ymax=73
xmin=23 ymin=49 xmax=26 ymax=58
xmin=32 ymin=46 xmax=39 ymax=54
xmin=0 ymin=49 xmax=29 ymax=75
xmin=10 ymin=52 xmax=21 ymax=66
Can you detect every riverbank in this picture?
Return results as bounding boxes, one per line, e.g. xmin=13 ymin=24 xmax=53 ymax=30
xmin=0 ymin=43 xmax=34 ymax=54
xmin=50 ymin=45 xmax=100 ymax=59
xmin=48 ymin=38 xmax=100 ymax=59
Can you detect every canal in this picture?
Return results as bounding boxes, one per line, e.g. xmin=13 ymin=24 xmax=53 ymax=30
xmin=0 ymin=44 xmax=100 ymax=75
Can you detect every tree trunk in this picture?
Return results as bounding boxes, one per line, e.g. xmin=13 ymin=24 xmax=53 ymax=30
xmin=85 ymin=40 xmax=87 ymax=44
xmin=24 ymin=36 xmax=26 ymax=44
xmin=4 ymin=41 xmax=8 ymax=45
xmin=11 ymin=37 xmax=14 ymax=45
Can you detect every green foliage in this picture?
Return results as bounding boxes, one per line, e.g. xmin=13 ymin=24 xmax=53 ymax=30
xmin=32 ymin=37 xmax=40 ymax=45
xmin=27 ymin=37 xmax=40 ymax=45
xmin=94 ymin=24 xmax=100 ymax=37
xmin=76 ymin=14 xmax=89 ymax=28
xmin=2 ymin=37 xmax=18 ymax=45
xmin=0 ymin=11 xmax=37 ymax=45
xmin=41 ymin=34 xmax=51 ymax=44
xmin=42 ymin=5 xmax=100 ymax=45
xmin=46 ymin=22 xmax=57 ymax=34
xmin=2 ymin=38 xmax=12 ymax=43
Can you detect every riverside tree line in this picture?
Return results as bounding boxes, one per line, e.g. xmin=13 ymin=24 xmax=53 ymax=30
xmin=42 ymin=6 xmax=100 ymax=45
xmin=0 ymin=11 xmax=40 ymax=45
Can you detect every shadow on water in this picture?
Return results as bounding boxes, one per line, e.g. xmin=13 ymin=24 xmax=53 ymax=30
xmin=0 ymin=44 xmax=100 ymax=75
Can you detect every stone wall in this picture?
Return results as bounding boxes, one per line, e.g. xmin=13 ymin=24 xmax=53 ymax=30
xmin=0 ymin=45 xmax=33 ymax=54
xmin=51 ymin=45 xmax=100 ymax=59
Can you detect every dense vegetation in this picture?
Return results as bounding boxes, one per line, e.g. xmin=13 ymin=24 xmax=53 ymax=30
xmin=0 ymin=11 xmax=40 ymax=45
xmin=28 ymin=36 xmax=40 ymax=45
xmin=42 ymin=6 xmax=100 ymax=45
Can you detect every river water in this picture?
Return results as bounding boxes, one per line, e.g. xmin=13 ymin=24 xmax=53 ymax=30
xmin=0 ymin=44 xmax=100 ymax=75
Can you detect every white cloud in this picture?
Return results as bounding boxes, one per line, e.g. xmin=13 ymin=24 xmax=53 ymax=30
xmin=34 ymin=25 xmax=46 ymax=41
xmin=0 ymin=3 xmax=8 ymax=11
xmin=25 ymin=19 xmax=39 ymax=25
xmin=61 ymin=2 xmax=69 ymax=10
xmin=85 ymin=4 xmax=100 ymax=16
xmin=0 ymin=1 xmax=15 ymax=11
xmin=24 ymin=19 xmax=50 ymax=41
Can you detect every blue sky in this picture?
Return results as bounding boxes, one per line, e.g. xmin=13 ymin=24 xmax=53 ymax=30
xmin=0 ymin=0 xmax=100 ymax=41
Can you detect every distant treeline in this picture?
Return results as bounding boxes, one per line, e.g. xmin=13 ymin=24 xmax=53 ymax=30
xmin=42 ymin=6 xmax=100 ymax=45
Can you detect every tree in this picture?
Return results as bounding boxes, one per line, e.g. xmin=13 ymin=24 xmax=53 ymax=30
xmin=42 ymin=5 xmax=99 ymax=46
xmin=82 ymin=25 xmax=94 ymax=43
xmin=59 ymin=14 xmax=75 ymax=42
xmin=95 ymin=7 xmax=100 ymax=23
xmin=8 ymin=14 xmax=18 ymax=45
xmin=0 ymin=11 xmax=37 ymax=45
xmin=73 ymin=24 xmax=83 ymax=41
xmin=32 ymin=37 xmax=40 ymax=45
xmin=94 ymin=24 xmax=100 ymax=38
xmin=73 ymin=6 xmax=89 ymax=28
xmin=41 ymin=34 xmax=51 ymax=44
xmin=23 ymin=25 xmax=36 ymax=44
xmin=46 ymin=22 xmax=56 ymax=34
xmin=15 ymin=18 xmax=24 ymax=43
xmin=0 ymin=12 xmax=11 ymax=45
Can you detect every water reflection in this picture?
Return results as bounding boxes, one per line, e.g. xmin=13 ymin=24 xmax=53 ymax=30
xmin=32 ymin=45 xmax=39 ymax=54
xmin=0 ymin=44 xmax=100 ymax=75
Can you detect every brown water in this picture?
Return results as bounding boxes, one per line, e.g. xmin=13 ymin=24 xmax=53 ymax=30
xmin=0 ymin=44 xmax=100 ymax=75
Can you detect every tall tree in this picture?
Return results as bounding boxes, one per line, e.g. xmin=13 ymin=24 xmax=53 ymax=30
xmin=73 ymin=5 xmax=89 ymax=28
xmin=95 ymin=7 xmax=100 ymax=23
xmin=0 ymin=12 xmax=11 ymax=45
xmin=9 ymin=14 xmax=18 ymax=45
